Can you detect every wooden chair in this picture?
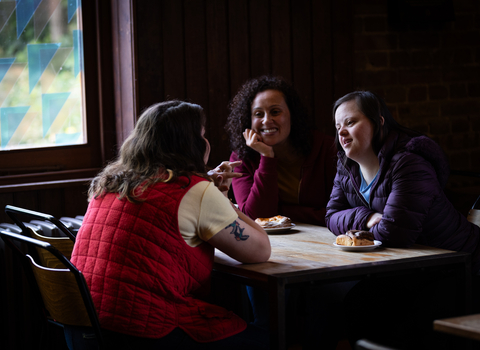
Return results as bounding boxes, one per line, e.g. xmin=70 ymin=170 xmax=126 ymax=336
xmin=0 ymin=229 xmax=104 ymax=348
xmin=467 ymin=195 xmax=480 ymax=227
xmin=5 ymin=205 xmax=77 ymax=241
xmin=29 ymin=227 xmax=75 ymax=268
xmin=4 ymin=205 xmax=76 ymax=268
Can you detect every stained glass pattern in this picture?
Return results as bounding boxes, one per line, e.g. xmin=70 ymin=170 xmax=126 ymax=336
xmin=0 ymin=0 xmax=84 ymax=150
xmin=0 ymin=58 xmax=15 ymax=83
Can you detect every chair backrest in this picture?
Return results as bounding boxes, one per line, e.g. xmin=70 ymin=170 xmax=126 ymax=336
xmin=27 ymin=254 xmax=92 ymax=326
xmin=467 ymin=195 xmax=480 ymax=228
xmin=60 ymin=217 xmax=83 ymax=229
xmin=3 ymin=205 xmax=76 ymax=268
xmin=29 ymin=227 xmax=74 ymax=269
xmin=0 ymin=229 xmax=103 ymax=347
xmin=5 ymin=205 xmax=77 ymax=242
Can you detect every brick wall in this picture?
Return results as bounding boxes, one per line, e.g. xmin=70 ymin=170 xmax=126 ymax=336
xmin=352 ymin=0 xmax=480 ymax=213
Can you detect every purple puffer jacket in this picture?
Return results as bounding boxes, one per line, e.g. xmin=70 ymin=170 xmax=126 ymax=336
xmin=326 ymin=131 xmax=480 ymax=273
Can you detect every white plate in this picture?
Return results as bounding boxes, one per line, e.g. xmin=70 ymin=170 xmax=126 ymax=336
xmin=333 ymin=240 xmax=382 ymax=251
xmin=264 ymin=223 xmax=296 ymax=234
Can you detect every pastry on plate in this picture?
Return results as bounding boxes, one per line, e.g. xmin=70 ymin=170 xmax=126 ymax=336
xmin=335 ymin=230 xmax=374 ymax=246
xmin=255 ymin=215 xmax=292 ymax=228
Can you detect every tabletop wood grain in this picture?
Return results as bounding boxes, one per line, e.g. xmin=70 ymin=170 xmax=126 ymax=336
xmin=214 ymin=223 xmax=456 ymax=277
xmin=434 ymin=314 xmax=480 ymax=341
xmin=213 ymin=222 xmax=471 ymax=350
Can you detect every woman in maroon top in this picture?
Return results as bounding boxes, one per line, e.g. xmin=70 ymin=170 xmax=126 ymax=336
xmin=225 ymin=76 xmax=338 ymax=342
xmin=225 ymin=75 xmax=337 ymax=226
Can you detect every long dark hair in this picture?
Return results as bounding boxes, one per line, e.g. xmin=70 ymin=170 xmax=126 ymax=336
xmin=225 ymin=75 xmax=313 ymax=160
xmin=89 ymin=100 xmax=208 ymax=202
xmin=332 ymin=91 xmax=420 ymax=155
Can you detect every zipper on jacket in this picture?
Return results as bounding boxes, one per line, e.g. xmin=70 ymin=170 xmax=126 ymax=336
xmin=345 ymin=165 xmax=371 ymax=209
xmin=353 ymin=178 xmax=370 ymax=208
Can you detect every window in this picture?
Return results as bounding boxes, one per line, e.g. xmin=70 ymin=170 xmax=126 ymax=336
xmin=0 ymin=0 xmax=85 ymax=151
xmin=0 ymin=0 xmax=116 ymax=182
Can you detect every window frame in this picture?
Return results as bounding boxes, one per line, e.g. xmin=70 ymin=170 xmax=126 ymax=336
xmin=0 ymin=0 xmax=119 ymax=186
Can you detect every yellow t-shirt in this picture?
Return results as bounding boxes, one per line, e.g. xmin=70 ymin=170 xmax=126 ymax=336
xmin=178 ymin=181 xmax=238 ymax=247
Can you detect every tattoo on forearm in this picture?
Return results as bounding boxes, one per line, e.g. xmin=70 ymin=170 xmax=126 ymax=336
xmin=225 ymin=221 xmax=249 ymax=241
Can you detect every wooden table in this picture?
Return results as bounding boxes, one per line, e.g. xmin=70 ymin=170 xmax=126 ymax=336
xmin=434 ymin=314 xmax=480 ymax=341
xmin=213 ymin=223 xmax=473 ymax=350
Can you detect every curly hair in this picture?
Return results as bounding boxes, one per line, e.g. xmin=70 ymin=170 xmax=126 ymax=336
xmin=225 ymin=75 xmax=313 ymax=160
xmin=89 ymin=100 xmax=209 ymax=203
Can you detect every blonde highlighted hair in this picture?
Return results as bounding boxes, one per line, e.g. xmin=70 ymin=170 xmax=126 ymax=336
xmin=89 ymin=100 xmax=208 ymax=203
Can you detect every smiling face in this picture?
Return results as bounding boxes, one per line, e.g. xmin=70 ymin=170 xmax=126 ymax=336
xmin=250 ymin=89 xmax=291 ymax=148
xmin=335 ymin=99 xmax=377 ymax=165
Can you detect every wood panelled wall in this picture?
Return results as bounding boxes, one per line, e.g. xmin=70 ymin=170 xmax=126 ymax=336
xmin=134 ymin=0 xmax=353 ymax=167
xmin=0 ymin=183 xmax=90 ymax=222
xmin=0 ymin=1 xmax=353 ymax=348
xmin=0 ymin=0 xmax=354 ymax=220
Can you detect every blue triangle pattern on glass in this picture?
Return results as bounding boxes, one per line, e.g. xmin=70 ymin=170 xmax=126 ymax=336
xmin=0 ymin=2 xmax=16 ymax=34
xmin=28 ymin=43 xmax=61 ymax=93
xmin=0 ymin=58 xmax=15 ymax=83
xmin=73 ymin=30 xmax=83 ymax=77
xmin=42 ymin=92 xmax=70 ymax=137
xmin=56 ymin=132 xmax=80 ymax=144
xmin=68 ymin=0 xmax=81 ymax=23
xmin=16 ymin=0 xmax=42 ymax=39
xmin=1 ymin=106 xmax=30 ymax=148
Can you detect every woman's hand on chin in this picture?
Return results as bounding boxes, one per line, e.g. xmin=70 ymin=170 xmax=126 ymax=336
xmin=243 ymin=129 xmax=274 ymax=158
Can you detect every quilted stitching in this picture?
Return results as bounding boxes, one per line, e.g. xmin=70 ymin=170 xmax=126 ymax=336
xmin=71 ymin=176 xmax=246 ymax=341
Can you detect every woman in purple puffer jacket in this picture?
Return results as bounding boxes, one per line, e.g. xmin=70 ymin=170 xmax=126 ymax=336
xmin=326 ymin=90 xmax=480 ymax=273
xmin=326 ymin=91 xmax=480 ymax=348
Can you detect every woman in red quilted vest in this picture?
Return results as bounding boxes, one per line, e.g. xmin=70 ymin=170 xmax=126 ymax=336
xmin=67 ymin=101 xmax=271 ymax=349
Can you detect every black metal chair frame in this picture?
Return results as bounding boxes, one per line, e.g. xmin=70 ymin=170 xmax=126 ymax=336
xmin=5 ymin=204 xmax=77 ymax=242
xmin=0 ymin=229 xmax=104 ymax=348
xmin=472 ymin=195 xmax=480 ymax=210
xmin=355 ymin=339 xmax=400 ymax=350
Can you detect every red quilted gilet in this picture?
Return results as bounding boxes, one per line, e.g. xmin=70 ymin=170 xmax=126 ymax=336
xmin=71 ymin=175 xmax=246 ymax=342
